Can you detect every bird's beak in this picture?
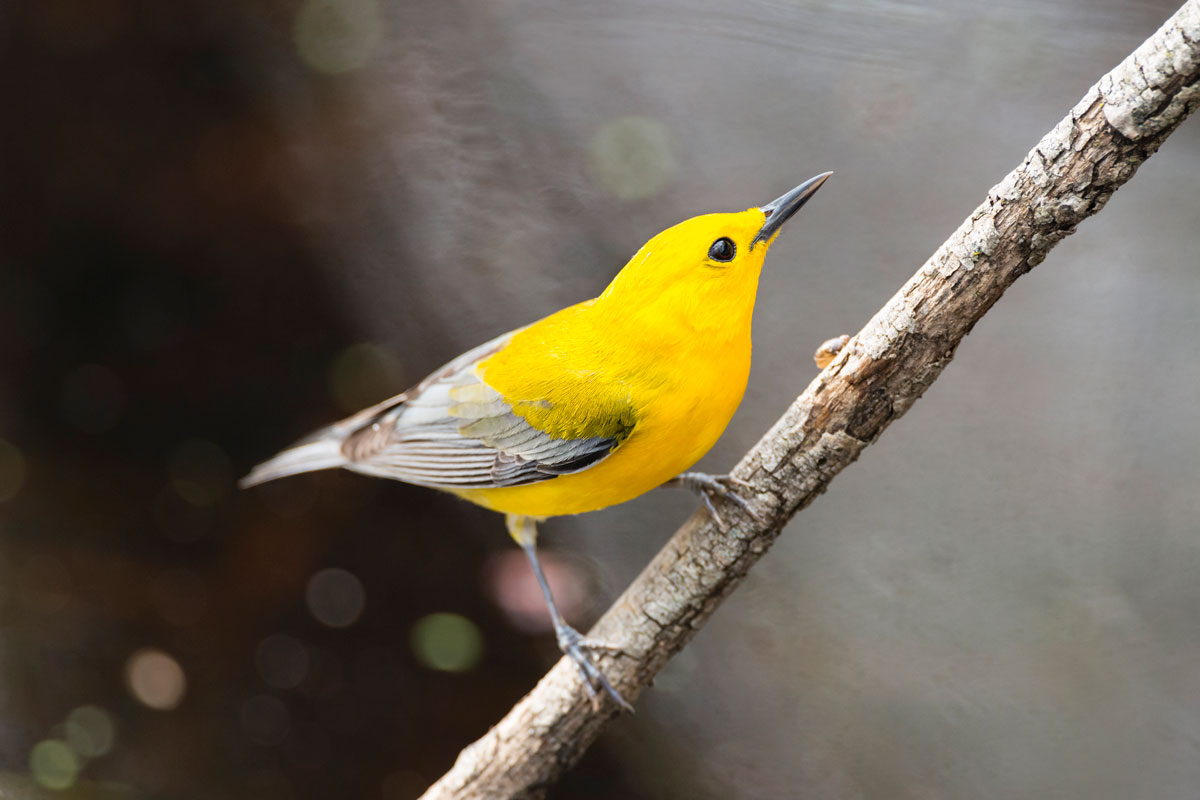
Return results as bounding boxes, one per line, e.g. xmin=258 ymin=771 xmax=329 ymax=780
xmin=751 ymin=171 xmax=833 ymax=250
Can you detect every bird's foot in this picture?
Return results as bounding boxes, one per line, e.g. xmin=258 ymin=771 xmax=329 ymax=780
xmin=668 ymin=472 xmax=763 ymax=532
xmin=555 ymin=622 xmax=633 ymax=712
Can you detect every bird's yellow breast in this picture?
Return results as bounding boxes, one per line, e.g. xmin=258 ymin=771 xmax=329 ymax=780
xmin=446 ymin=204 xmax=776 ymax=518
xmin=452 ymin=301 xmax=753 ymax=518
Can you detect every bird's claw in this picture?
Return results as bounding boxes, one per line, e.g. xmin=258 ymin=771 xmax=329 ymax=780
xmin=669 ymin=472 xmax=764 ymax=532
xmin=555 ymin=623 xmax=633 ymax=712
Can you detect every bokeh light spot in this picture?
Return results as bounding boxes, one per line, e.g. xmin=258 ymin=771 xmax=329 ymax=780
xmin=65 ymin=704 xmax=116 ymax=758
xmin=61 ymin=363 xmax=124 ymax=434
xmin=588 ymin=116 xmax=677 ymax=201
xmin=255 ymin=634 xmax=310 ymax=690
xmin=29 ymin=740 xmax=79 ymax=790
xmin=125 ymin=648 xmax=187 ymax=710
xmin=240 ymin=695 xmax=290 ymax=746
xmin=293 ymin=0 xmax=381 ymax=75
xmin=484 ymin=549 xmax=588 ymax=633
xmin=410 ymin=613 xmax=484 ymax=673
xmin=328 ymin=342 xmax=404 ymax=414
xmin=169 ymin=439 xmax=233 ymax=506
xmin=305 ymin=568 xmax=366 ymax=628
xmin=0 ymin=438 xmax=27 ymax=502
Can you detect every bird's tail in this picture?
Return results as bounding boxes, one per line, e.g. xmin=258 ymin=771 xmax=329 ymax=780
xmin=240 ymin=428 xmax=347 ymax=488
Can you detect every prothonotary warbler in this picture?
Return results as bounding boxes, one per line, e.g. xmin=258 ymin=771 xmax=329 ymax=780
xmin=241 ymin=172 xmax=832 ymax=709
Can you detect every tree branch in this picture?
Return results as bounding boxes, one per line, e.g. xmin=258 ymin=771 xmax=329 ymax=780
xmin=422 ymin=3 xmax=1200 ymax=797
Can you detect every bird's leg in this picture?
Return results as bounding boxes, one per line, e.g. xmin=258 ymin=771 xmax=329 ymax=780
xmin=505 ymin=515 xmax=633 ymax=712
xmin=664 ymin=472 xmax=764 ymax=532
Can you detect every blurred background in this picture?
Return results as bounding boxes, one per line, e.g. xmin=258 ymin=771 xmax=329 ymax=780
xmin=1 ymin=0 xmax=1198 ymax=797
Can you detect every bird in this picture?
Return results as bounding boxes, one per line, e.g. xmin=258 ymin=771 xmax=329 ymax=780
xmin=241 ymin=172 xmax=832 ymax=709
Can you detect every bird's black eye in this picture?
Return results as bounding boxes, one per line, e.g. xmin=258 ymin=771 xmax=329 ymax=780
xmin=708 ymin=237 xmax=735 ymax=262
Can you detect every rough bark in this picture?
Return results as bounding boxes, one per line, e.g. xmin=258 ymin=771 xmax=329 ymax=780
xmin=422 ymin=3 xmax=1200 ymax=797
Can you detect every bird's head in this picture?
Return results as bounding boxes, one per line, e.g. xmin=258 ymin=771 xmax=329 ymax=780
xmin=598 ymin=172 xmax=831 ymax=335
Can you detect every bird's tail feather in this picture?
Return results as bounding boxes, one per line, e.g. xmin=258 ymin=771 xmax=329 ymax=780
xmin=240 ymin=430 xmax=347 ymax=488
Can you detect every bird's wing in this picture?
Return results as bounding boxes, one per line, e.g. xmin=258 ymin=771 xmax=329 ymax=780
xmin=339 ymin=329 xmax=635 ymax=489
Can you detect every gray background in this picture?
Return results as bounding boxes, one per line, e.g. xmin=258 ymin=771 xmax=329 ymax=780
xmin=346 ymin=2 xmax=1200 ymax=794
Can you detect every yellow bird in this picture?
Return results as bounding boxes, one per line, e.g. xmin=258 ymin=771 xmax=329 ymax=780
xmin=242 ymin=172 xmax=832 ymax=708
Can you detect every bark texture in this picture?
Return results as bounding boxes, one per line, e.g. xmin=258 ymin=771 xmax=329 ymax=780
xmin=422 ymin=3 xmax=1200 ymax=797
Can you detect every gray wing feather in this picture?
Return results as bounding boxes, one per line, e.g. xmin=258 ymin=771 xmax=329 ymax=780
xmin=337 ymin=330 xmax=630 ymax=489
